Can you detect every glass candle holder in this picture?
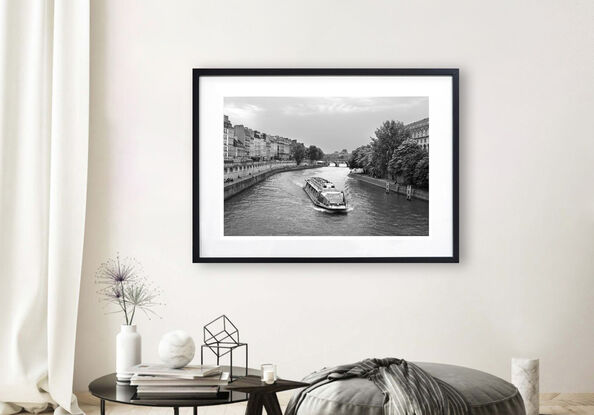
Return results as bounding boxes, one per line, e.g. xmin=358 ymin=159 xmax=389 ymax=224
xmin=261 ymin=364 xmax=277 ymax=384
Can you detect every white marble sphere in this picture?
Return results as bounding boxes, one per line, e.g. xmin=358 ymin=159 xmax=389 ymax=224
xmin=158 ymin=330 xmax=195 ymax=368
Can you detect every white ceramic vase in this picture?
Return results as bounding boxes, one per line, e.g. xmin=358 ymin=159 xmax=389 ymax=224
xmin=116 ymin=325 xmax=141 ymax=381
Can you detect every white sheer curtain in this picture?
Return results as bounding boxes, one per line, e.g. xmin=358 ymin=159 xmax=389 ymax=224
xmin=0 ymin=1 xmax=89 ymax=414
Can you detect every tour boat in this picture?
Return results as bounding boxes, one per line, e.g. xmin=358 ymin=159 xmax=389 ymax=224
xmin=303 ymin=177 xmax=348 ymax=212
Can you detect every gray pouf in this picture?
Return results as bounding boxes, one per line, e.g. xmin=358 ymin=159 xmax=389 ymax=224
xmin=291 ymin=362 xmax=526 ymax=415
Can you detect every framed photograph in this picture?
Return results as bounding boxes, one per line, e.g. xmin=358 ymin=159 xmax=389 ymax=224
xmin=193 ymin=68 xmax=458 ymax=262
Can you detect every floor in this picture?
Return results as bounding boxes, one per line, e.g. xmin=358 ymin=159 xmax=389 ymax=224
xmin=75 ymin=392 xmax=594 ymax=415
xmin=540 ymin=394 xmax=594 ymax=415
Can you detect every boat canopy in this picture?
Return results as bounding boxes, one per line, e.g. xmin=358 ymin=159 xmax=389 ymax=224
xmin=307 ymin=177 xmax=336 ymax=191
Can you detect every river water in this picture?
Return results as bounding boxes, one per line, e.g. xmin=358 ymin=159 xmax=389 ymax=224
xmin=224 ymin=167 xmax=428 ymax=236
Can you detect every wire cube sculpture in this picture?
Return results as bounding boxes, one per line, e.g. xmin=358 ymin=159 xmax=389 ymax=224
xmin=204 ymin=314 xmax=240 ymax=346
xmin=200 ymin=315 xmax=248 ymax=379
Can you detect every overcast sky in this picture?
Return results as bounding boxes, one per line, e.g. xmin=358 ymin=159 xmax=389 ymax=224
xmin=224 ymin=97 xmax=428 ymax=153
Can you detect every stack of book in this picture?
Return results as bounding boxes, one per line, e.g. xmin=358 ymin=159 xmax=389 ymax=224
xmin=128 ymin=364 xmax=230 ymax=403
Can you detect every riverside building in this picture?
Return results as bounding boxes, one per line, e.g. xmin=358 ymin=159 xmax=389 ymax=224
xmin=224 ymin=115 xmax=306 ymax=162
xmin=405 ymin=118 xmax=429 ymax=151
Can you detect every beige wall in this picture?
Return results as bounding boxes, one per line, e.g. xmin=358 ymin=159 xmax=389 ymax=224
xmin=74 ymin=0 xmax=594 ymax=392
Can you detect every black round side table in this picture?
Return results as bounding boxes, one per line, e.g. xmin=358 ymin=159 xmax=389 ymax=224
xmin=89 ymin=366 xmax=308 ymax=415
xmin=89 ymin=366 xmax=255 ymax=415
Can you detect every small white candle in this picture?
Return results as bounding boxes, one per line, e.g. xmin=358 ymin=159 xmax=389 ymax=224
xmin=262 ymin=370 xmax=275 ymax=384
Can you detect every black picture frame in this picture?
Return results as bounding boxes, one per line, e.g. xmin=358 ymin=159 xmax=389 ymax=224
xmin=193 ymin=68 xmax=459 ymax=263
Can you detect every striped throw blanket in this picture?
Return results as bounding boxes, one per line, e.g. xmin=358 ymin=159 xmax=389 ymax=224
xmin=286 ymin=358 xmax=468 ymax=415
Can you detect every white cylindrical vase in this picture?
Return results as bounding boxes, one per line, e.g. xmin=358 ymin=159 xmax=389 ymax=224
xmin=511 ymin=358 xmax=539 ymax=415
xmin=116 ymin=325 xmax=141 ymax=381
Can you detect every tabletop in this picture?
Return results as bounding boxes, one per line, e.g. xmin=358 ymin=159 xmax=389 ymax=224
xmin=89 ymin=366 xmax=261 ymax=407
xmin=226 ymin=376 xmax=309 ymax=394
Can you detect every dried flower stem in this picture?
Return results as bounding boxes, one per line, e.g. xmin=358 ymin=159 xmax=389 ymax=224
xmin=95 ymin=254 xmax=163 ymax=325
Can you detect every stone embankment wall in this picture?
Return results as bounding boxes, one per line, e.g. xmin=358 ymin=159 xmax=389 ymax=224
xmin=224 ymin=161 xmax=296 ymax=182
xmin=224 ymin=162 xmax=316 ymax=200
xmin=348 ymin=173 xmax=429 ymax=201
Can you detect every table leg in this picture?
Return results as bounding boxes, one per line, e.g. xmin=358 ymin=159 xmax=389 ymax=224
xmin=245 ymin=393 xmax=264 ymax=415
xmin=262 ymin=394 xmax=282 ymax=415
xmin=173 ymin=407 xmax=179 ymax=415
xmin=193 ymin=407 xmax=197 ymax=415
xmin=100 ymin=399 xmax=105 ymax=415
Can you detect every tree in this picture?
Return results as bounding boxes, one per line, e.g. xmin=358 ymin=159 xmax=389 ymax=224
xmin=413 ymin=155 xmax=429 ymax=189
xmin=388 ymin=139 xmax=427 ymax=185
xmin=291 ymin=143 xmax=306 ymax=165
xmin=348 ymin=147 xmax=363 ymax=168
xmin=306 ymin=145 xmax=324 ymax=161
xmin=369 ymin=120 xmax=409 ymax=178
xmin=349 ymin=145 xmax=372 ymax=172
xmin=317 ymin=147 xmax=325 ymax=160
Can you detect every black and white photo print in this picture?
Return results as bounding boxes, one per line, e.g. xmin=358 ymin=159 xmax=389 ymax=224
xmin=222 ymin=97 xmax=430 ymax=237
